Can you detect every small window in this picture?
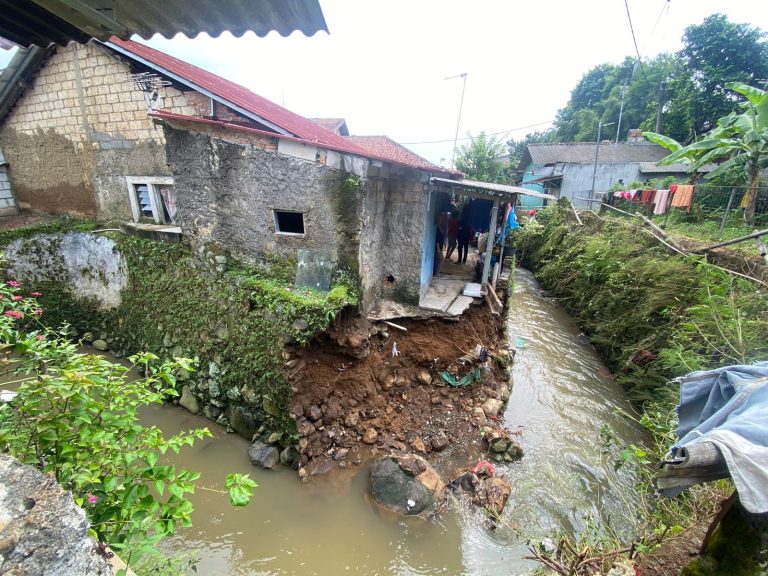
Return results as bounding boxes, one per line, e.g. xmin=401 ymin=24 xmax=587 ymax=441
xmin=126 ymin=176 xmax=175 ymax=224
xmin=274 ymin=210 xmax=305 ymax=235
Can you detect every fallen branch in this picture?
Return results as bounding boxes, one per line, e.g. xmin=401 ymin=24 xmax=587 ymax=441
xmin=600 ymin=209 xmax=768 ymax=289
xmin=570 ymin=202 xmax=583 ymax=226
xmin=691 ymin=228 xmax=768 ymax=254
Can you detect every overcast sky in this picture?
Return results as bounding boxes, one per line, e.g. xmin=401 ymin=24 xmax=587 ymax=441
xmin=2 ymin=0 xmax=767 ymax=166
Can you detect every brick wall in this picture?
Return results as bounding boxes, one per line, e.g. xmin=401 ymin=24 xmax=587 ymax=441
xmin=0 ymin=43 xmax=194 ymax=218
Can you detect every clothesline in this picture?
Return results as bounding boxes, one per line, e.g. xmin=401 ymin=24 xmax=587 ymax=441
xmin=611 ymin=184 xmax=695 ymax=215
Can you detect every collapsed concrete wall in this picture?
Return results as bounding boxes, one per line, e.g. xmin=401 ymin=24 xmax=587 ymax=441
xmin=360 ymin=164 xmax=429 ymax=308
xmin=0 ymin=454 xmax=113 ymax=575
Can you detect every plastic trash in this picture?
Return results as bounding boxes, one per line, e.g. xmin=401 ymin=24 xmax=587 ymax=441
xmin=392 ymin=342 xmax=400 ymax=357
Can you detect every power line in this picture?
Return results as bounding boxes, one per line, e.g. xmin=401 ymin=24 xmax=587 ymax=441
xmin=623 ymin=0 xmax=648 ymax=81
xmin=400 ymin=120 xmax=553 ymax=145
xmin=640 ymin=0 xmax=671 ymax=56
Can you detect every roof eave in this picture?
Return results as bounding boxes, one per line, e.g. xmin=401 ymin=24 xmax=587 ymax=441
xmin=151 ymin=112 xmax=460 ymax=177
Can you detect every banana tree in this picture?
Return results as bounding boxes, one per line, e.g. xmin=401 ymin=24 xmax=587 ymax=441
xmin=644 ymin=82 xmax=768 ymax=222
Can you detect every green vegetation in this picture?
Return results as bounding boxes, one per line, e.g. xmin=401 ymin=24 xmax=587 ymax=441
xmin=0 ymin=280 xmax=256 ymax=573
xmin=455 ymin=132 xmax=511 ymax=183
xmin=508 ymin=13 xmax=768 ymax=160
xmin=1 ymin=228 xmax=358 ymax=439
xmin=646 ymin=82 xmax=768 ymax=222
xmin=515 ymin=202 xmax=767 ymax=573
xmin=516 ymin=203 xmax=767 ymax=403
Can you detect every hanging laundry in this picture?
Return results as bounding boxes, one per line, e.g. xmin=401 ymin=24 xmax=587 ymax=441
xmin=671 ymin=184 xmax=695 ymax=210
xmin=622 ymin=190 xmax=640 ymax=200
xmin=613 ymin=190 xmax=625 ymax=198
xmin=653 ymin=189 xmax=671 ymax=215
xmin=669 ymin=183 xmax=678 ymax=193
xmin=639 ymin=189 xmax=656 ymax=208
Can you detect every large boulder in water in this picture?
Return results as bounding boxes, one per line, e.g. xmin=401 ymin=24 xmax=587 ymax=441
xmin=369 ymin=454 xmax=445 ymax=515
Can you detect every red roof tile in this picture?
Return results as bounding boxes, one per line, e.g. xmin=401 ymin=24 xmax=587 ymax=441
xmin=106 ymin=37 xmax=368 ymax=155
xmin=106 ymin=37 xmax=457 ymax=175
xmin=346 ymin=136 xmax=450 ymax=173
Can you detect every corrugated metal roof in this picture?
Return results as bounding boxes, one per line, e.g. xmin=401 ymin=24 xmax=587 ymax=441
xmin=346 ymin=136 xmax=450 ymax=174
xmin=106 ymin=37 xmax=371 ymax=155
xmin=431 ymin=177 xmax=558 ymax=201
xmin=0 ymin=45 xmax=51 ymax=122
xmin=528 ymin=142 xmax=669 ymax=165
xmin=0 ymin=0 xmax=327 ymax=48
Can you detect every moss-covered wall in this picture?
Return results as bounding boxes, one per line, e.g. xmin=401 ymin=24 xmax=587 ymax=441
xmin=1 ymin=226 xmax=357 ymax=440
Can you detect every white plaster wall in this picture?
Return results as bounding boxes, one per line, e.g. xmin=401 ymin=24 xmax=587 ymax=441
xmin=5 ymin=233 xmax=127 ymax=309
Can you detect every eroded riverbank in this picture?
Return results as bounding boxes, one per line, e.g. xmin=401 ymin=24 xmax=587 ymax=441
xmin=136 ymin=267 xmax=645 ymax=575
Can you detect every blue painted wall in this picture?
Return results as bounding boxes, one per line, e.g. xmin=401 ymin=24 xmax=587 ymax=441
xmin=419 ymin=189 xmax=438 ymax=300
xmin=520 ymin=161 xmax=547 ymax=208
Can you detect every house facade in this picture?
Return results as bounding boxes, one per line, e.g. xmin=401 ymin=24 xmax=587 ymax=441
xmin=519 ymin=140 xmax=709 ymax=209
xmin=0 ymin=38 xmax=460 ymax=312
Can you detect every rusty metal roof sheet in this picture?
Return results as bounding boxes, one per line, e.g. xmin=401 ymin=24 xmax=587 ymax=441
xmin=0 ymin=0 xmax=327 ymax=48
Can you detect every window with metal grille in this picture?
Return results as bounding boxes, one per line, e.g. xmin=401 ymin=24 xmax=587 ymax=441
xmin=274 ymin=210 xmax=305 ymax=235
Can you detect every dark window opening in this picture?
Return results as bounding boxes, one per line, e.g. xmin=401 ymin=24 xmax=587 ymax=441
xmin=274 ymin=210 xmax=305 ymax=235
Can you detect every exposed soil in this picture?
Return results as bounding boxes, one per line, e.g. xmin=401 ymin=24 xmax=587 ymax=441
xmin=635 ymin=518 xmax=709 ymax=576
xmin=289 ymin=302 xmax=514 ymax=481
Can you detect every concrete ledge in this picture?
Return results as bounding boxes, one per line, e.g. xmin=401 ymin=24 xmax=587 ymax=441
xmin=120 ymin=222 xmax=182 ymax=243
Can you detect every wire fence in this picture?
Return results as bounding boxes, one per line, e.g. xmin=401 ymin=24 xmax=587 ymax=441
xmin=605 ymin=185 xmax=768 ymax=240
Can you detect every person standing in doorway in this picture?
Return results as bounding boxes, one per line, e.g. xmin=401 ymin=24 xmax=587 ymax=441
xmin=445 ymin=210 xmax=460 ymax=262
xmin=457 ymin=200 xmax=473 ymax=264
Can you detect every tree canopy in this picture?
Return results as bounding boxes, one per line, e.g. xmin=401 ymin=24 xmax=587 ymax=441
xmin=455 ymin=132 xmax=509 ymax=183
xmin=541 ymin=14 xmax=768 ymax=145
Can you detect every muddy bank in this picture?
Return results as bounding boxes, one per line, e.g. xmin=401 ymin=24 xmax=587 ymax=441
xmin=287 ymin=303 xmax=513 ymax=480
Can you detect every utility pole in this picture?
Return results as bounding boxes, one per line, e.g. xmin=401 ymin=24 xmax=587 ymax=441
xmin=590 ymin=121 xmax=614 ymax=210
xmin=655 ymin=79 xmax=667 ymax=133
xmin=615 ymin=84 xmax=628 ymax=147
xmin=446 ymin=73 xmax=468 ymax=170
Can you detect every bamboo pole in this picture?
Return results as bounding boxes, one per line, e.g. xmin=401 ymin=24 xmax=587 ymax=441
xmin=691 ymin=228 xmax=768 ymax=254
xmin=570 ymin=202 xmax=583 ymax=226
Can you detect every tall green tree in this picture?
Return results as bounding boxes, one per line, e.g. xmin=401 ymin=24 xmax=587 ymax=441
xmin=645 ymin=82 xmax=768 ymax=222
xmin=665 ymin=14 xmax=768 ymax=141
xmin=554 ymin=55 xmax=676 ymax=142
xmin=506 ymin=128 xmax=556 ymax=168
xmin=455 ymin=132 xmax=509 ymax=183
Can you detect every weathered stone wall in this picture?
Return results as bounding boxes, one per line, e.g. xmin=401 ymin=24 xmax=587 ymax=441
xmin=0 ymin=42 xmax=193 ymax=219
xmin=360 ymin=165 xmax=429 ymax=308
xmin=163 ymin=124 xmax=360 ymax=265
xmin=0 ymin=455 xmax=112 ymax=576
xmin=4 ymin=233 xmax=128 ymax=309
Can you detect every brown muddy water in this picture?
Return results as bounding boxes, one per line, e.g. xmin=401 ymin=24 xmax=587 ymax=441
xmin=141 ymin=267 xmax=645 ymax=575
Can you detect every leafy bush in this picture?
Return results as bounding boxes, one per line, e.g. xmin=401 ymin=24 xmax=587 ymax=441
xmin=0 ymin=277 xmax=256 ymax=571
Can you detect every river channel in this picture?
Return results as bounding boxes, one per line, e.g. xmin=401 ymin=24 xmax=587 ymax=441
xmin=140 ymin=267 xmax=646 ymax=575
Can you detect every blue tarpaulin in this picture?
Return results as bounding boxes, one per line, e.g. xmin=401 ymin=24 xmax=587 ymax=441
xmin=662 ymin=361 xmax=768 ymax=513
